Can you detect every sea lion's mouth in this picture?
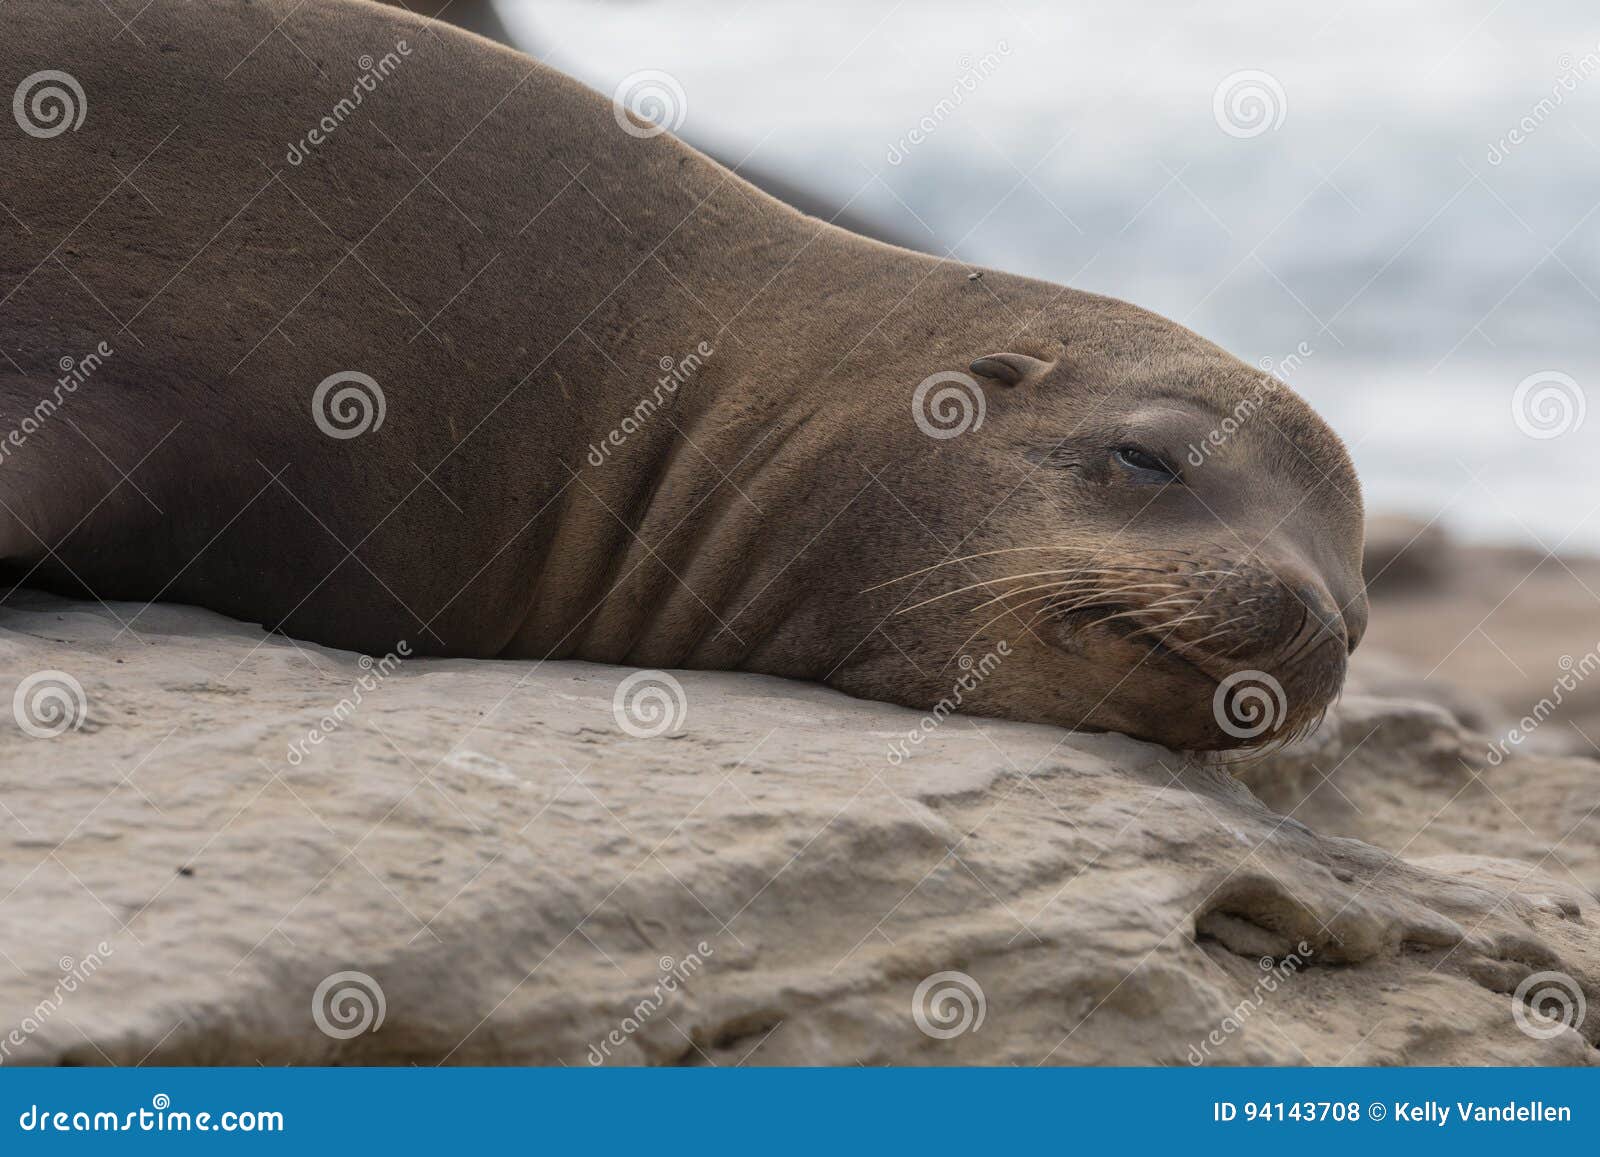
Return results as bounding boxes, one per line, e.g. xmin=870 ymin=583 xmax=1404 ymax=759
xmin=1050 ymin=605 xmax=1220 ymax=688
xmin=1045 ymin=598 xmax=1345 ymax=751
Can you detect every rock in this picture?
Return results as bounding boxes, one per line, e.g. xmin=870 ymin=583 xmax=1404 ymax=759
xmin=1346 ymin=648 xmax=1495 ymax=732
xmin=1360 ymin=531 xmax=1600 ymax=754
xmin=1363 ymin=513 xmax=1453 ymax=593
xmin=0 ymin=593 xmax=1596 ymax=1066
xmin=1241 ymin=694 xmax=1600 ymax=922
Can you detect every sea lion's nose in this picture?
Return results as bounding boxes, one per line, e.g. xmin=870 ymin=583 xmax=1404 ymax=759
xmin=1341 ymin=590 xmax=1369 ymax=654
xmin=1290 ymin=580 xmax=1349 ymax=656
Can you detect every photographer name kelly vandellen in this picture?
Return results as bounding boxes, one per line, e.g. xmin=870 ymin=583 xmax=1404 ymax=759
xmin=1392 ymin=1101 xmax=1573 ymax=1126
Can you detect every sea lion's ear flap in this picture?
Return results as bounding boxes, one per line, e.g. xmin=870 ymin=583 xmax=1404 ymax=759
xmin=969 ymin=353 xmax=1052 ymax=387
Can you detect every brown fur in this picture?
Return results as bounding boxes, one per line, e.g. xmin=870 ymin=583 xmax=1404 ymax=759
xmin=0 ymin=0 xmax=1365 ymax=750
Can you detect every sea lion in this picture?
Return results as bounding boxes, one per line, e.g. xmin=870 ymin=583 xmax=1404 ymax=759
xmin=0 ymin=0 xmax=1366 ymax=751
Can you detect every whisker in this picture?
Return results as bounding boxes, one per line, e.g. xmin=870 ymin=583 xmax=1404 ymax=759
xmin=861 ymin=544 xmax=1190 ymax=593
xmin=861 ymin=544 xmax=1102 ymax=592
xmin=967 ymin=578 xmax=1183 ymax=614
xmin=893 ymin=569 xmax=1106 ymax=615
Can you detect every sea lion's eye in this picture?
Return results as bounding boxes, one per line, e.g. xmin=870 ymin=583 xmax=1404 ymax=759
xmin=1112 ymin=446 xmax=1180 ymax=482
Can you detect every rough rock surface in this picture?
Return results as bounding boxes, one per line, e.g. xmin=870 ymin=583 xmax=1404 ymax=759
xmin=1358 ymin=527 xmax=1600 ymax=755
xmin=1 ymin=593 xmax=1596 ymax=1065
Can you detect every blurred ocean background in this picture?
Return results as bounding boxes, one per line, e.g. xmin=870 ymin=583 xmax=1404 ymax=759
xmin=490 ymin=0 xmax=1600 ymax=551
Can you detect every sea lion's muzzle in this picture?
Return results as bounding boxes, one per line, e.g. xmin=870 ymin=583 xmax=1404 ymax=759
xmin=1037 ymin=549 xmax=1363 ymax=752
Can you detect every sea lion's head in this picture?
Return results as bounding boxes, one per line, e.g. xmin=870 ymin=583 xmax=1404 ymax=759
xmin=870 ymin=296 xmax=1366 ymax=753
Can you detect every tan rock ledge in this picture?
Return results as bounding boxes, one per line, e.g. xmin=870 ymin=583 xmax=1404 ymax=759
xmin=0 ymin=593 xmax=1595 ymax=1065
